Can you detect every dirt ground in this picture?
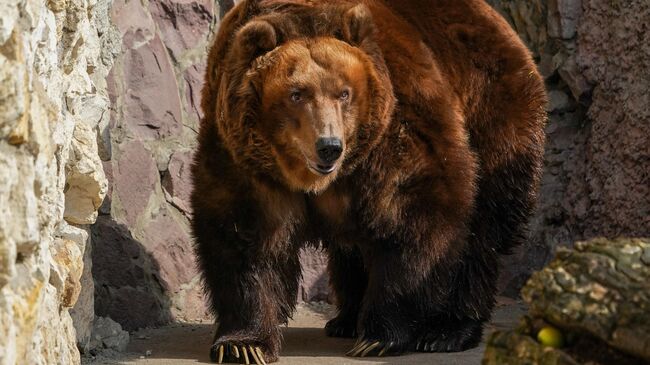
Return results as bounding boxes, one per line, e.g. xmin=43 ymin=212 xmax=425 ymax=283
xmin=85 ymin=298 xmax=524 ymax=365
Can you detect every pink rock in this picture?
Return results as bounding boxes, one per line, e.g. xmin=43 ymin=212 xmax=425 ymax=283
xmin=141 ymin=211 xmax=197 ymax=294
xmin=162 ymin=150 xmax=194 ymax=216
xmin=149 ymin=0 xmax=214 ymax=59
xmin=91 ymin=216 xmax=172 ymax=331
xmin=174 ymin=281 xmax=211 ymax=322
xmin=106 ymin=69 xmax=119 ymax=132
xmin=96 ymin=285 xmax=171 ymax=331
xmin=298 ymin=247 xmax=330 ymax=302
xmin=92 ymin=216 xmax=148 ymax=288
xmin=122 ymin=34 xmax=183 ymax=140
xmin=111 ymin=0 xmax=157 ymax=49
xmin=113 ymin=141 xmax=158 ymax=226
xmin=183 ymin=63 xmax=206 ymax=121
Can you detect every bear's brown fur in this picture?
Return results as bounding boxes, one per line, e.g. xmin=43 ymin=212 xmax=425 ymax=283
xmin=192 ymin=0 xmax=546 ymax=363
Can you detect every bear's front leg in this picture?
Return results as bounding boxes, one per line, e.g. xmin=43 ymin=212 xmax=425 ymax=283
xmin=193 ymin=205 xmax=302 ymax=364
xmin=206 ymin=259 xmax=294 ymax=365
xmin=346 ymin=103 xmax=482 ymax=357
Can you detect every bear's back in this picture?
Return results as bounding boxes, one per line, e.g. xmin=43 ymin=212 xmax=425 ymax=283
xmin=250 ymin=0 xmax=543 ymax=137
xmin=364 ymin=0 xmax=539 ymax=122
xmin=364 ymin=0 xmax=546 ymax=175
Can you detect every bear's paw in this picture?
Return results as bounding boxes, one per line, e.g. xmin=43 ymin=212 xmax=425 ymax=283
xmin=210 ymin=341 xmax=271 ymax=365
xmin=346 ymin=338 xmax=407 ymax=357
xmin=413 ymin=319 xmax=483 ymax=353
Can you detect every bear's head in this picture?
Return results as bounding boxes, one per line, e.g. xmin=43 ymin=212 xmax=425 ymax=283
xmin=214 ymin=3 xmax=395 ymax=193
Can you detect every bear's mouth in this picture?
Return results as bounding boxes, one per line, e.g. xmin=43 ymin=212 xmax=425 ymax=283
xmin=307 ymin=160 xmax=337 ymax=175
xmin=298 ymin=147 xmax=339 ymax=176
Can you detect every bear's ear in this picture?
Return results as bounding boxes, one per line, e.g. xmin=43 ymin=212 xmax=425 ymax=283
xmin=234 ymin=20 xmax=278 ymax=62
xmin=342 ymin=4 xmax=375 ymax=46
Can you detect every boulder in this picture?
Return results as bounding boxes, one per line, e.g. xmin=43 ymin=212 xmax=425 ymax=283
xmin=89 ymin=316 xmax=130 ymax=353
xmin=484 ymin=237 xmax=650 ymax=364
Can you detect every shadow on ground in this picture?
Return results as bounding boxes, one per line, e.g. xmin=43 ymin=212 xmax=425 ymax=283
xmin=86 ymin=300 xmax=524 ymax=365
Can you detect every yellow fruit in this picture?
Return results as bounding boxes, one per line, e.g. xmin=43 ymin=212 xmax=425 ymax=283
xmin=537 ymin=326 xmax=564 ymax=348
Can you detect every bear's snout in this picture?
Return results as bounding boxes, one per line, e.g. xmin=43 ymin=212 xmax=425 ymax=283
xmin=316 ymin=137 xmax=343 ymax=164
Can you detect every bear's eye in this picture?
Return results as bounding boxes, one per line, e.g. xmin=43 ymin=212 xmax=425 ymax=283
xmin=290 ymin=91 xmax=302 ymax=103
xmin=340 ymin=90 xmax=350 ymax=101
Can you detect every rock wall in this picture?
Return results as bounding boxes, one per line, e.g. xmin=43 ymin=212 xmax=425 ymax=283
xmin=489 ymin=0 xmax=650 ymax=294
xmin=0 ymin=0 xmax=116 ymax=362
xmin=574 ymin=0 xmax=649 ymax=238
xmin=91 ymin=0 xmax=220 ymax=329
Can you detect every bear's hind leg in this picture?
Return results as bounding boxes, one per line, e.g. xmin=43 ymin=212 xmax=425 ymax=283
xmin=325 ymin=244 xmax=367 ymax=338
xmin=412 ymin=148 xmax=546 ymax=354
xmin=347 ymin=248 xmax=423 ymax=357
xmin=414 ymin=240 xmax=499 ymax=353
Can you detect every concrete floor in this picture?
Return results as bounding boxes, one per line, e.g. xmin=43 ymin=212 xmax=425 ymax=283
xmin=86 ymin=298 xmax=524 ymax=365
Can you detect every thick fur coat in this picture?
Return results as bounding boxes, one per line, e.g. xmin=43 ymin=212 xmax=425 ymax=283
xmin=191 ymin=0 xmax=546 ymax=363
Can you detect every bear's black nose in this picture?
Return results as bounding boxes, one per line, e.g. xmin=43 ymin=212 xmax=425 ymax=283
xmin=315 ymin=137 xmax=343 ymax=164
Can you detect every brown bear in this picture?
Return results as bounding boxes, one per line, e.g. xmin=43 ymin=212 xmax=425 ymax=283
xmin=191 ymin=0 xmax=547 ymax=363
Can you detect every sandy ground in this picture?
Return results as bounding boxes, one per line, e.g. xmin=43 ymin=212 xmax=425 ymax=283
xmin=85 ymin=298 xmax=524 ymax=365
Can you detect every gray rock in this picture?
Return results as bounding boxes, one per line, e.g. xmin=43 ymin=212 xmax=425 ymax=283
xmin=558 ymin=56 xmax=592 ymax=102
xmin=486 ymin=0 xmax=548 ymax=57
xmin=546 ymin=90 xmax=571 ymax=112
xmin=90 ymin=316 xmax=130 ymax=353
xmin=574 ymin=0 xmax=650 ymax=240
xmin=547 ymin=0 xmax=582 ymax=39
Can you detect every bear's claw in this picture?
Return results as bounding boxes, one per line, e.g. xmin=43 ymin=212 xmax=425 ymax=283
xmin=346 ymin=339 xmax=395 ymax=357
xmin=415 ymin=337 xmax=459 ymax=352
xmin=413 ymin=322 xmax=482 ymax=353
xmin=210 ymin=343 xmax=267 ymax=364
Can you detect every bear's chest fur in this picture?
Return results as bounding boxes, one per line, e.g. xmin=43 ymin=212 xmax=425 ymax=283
xmin=309 ymin=186 xmax=352 ymax=227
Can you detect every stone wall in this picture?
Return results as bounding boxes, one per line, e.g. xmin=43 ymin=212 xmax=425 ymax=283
xmin=0 ymin=0 xmax=116 ymax=362
xmin=91 ymin=0 xmax=221 ymax=329
xmin=489 ymin=0 xmax=650 ymax=294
